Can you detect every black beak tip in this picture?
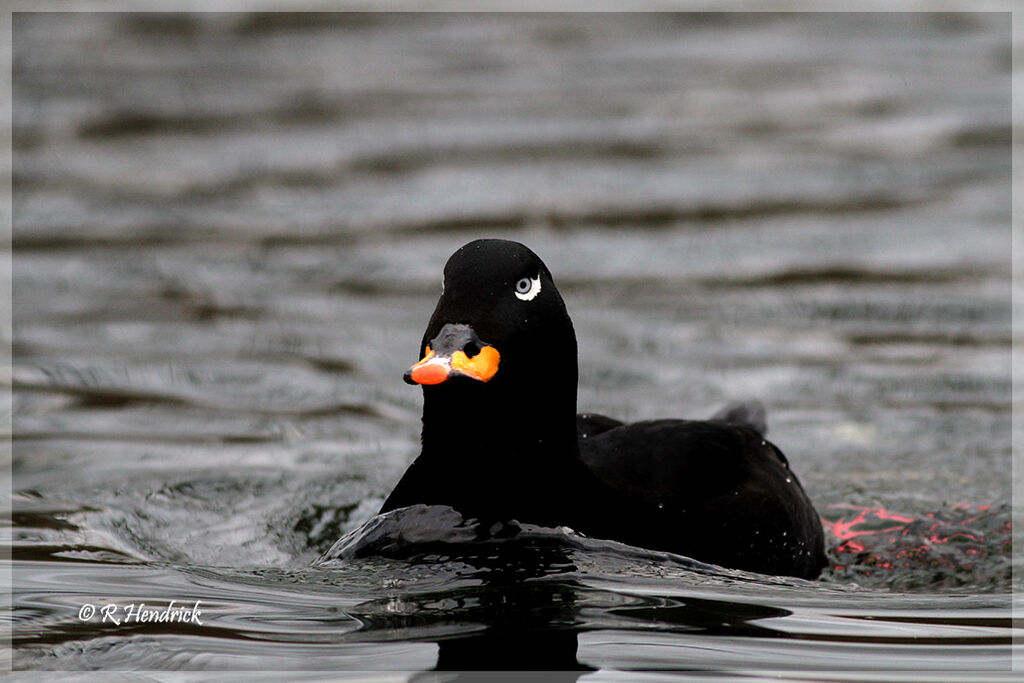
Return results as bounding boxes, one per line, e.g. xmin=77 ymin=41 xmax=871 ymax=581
xmin=403 ymin=369 xmax=416 ymax=385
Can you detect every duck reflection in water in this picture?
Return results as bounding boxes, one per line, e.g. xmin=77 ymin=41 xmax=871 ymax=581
xmin=331 ymin=507 xmax=791 ymax=672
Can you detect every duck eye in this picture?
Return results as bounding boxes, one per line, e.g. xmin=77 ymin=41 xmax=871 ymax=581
xmin=514 ymin=275 xmax=542 ymax=301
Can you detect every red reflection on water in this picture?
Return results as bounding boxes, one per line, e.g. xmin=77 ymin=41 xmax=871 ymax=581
xmin=820 ymin=503 xmax=1008 ymax=574
xmin=822 ymin=505 xmax=913 ymax=541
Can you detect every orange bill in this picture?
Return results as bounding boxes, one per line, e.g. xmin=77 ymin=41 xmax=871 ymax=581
xmin=450 ymin=346 xmax=500 ymax=382
xmin=408 ymin=344 xmax=500 ymax=385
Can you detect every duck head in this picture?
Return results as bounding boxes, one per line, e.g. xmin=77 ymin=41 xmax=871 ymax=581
xmin=405 ymin=239 xmax=579 ymax=451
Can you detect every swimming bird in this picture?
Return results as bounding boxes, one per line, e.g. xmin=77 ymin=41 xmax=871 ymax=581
xmin=380 ymin=239 xmax=827 ymax=579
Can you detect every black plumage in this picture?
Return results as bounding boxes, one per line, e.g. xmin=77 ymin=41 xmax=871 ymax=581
xmin=381 ymin=238 xmax=826 ymax=579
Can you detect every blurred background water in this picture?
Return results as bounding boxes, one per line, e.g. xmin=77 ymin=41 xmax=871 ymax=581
xmin=8 ymin=11 xmax=1017 ymax=675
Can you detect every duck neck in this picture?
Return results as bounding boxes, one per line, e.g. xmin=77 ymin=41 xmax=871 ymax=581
xmin=424 ymin=376 xmax=579 ymax=461
xmin=404 ymin=377 xmax=585 ymax=524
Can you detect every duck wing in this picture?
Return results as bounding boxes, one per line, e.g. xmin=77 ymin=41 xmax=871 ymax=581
xmin=577 ymin=418 xmax=826 ymax=578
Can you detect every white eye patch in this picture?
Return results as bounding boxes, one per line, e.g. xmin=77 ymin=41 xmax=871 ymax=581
xmin=514 ymin=275 xmax=542 ymax=301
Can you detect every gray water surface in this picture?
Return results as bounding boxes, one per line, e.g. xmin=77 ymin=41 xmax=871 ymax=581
xmin=9 ymin=12 xmax=1016 ymax=675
